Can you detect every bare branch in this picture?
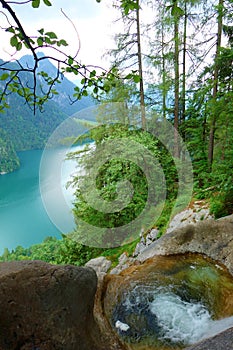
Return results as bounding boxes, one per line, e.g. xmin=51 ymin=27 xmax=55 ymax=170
xmin=7 ymin=0 xmax=31 ymax=4
xmin=60 ymin=8 xmax=81 ymax=59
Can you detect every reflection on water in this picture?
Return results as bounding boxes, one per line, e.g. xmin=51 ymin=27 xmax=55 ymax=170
xmin=0 ymin=147 xmax=81 ymax=253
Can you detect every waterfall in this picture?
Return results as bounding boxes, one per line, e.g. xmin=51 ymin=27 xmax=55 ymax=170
xmin=201 ymin=315 xmax=233 ymax=341
xmin=107 ymin=254 xmax=233 ymax=350
xmin=150 ymin=291 xmax=233 ymax=345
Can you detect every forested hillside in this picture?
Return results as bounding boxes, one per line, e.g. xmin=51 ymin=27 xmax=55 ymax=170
xmin=0 ymin=0 xmax=232 ymax=259
xmin=0 ymin=128 xmax=20 ymax=173
xmin=0 ymin=53 xmax=93 ymax=151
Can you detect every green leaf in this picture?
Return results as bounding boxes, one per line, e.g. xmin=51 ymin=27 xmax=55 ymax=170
xmin=0 ymin=73 xmax=9 ymax=81
xmin=45 ymin=37 xmax=51 ymax=44
xmin=58 ymin=39 xmax=68 ymax=47
xmin=16 ymin=42 xmax=22 ymax=51
xmin=103 ymin=84 xmax=110 ymax=93
xmin=10 ymin=35 xmax=18 ymax=47
xmin=24 ymin=42 xmax=30 ymax=49
xmin=90 ymin=70 xmax=96 ymax=78
xmin=7 ymin=27 xmax=15 ymax=34
xmin=32 ymin=0 xmax=40 ymax=8
xmin=125 ymin=73 xmax=133 ymax=79
xmin=171 ymin=5 xmax=184 ymax=17
xmin=37 ymin=37 xmax=43 ymax=46
xmin=133 ymin=74 xmax=141 ymax=83
xmin=166 ymin=5 xmax=173 ymax=12
xmin=45 ymin=31 xmax=58 ymax=39
xmin=68 ymin=56 xmax=74 ymax=65
xmin=17 ymin=89 xmax=24 ymax=97
xmin=38 ymin=28 xmax=44 ymax=35
xmin=93 ymin=86 xmax=98 ymax=94
xmin=43 ymin=0 xmax=52 ymax=6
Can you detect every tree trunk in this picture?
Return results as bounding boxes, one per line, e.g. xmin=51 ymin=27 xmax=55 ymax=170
xmin=181 ymin=0 xmax=187 ymax=126
xmin=173 ymin=0 xmax=180 ymax=158
xmin=208 ymin=0 xmax=224 ymax=167
xmin=136 ymin=0 xmax=146 ymax=130
xmin=161 ymin=16 xmax=167 ymax=120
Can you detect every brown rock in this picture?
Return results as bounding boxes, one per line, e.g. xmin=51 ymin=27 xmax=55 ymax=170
xmin=137 ymin=214 xmax=233 ymax=275
xmin=0 ymin=260 xmax=105 ymax=350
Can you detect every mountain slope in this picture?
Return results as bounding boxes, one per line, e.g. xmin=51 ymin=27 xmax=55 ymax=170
xmin=0 ymin=53 xmax=94 ymax=151
xmin=0 ymin=128 xmax=20 ymax=173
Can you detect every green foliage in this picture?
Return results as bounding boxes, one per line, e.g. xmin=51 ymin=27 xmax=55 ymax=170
xmin=0 ymin=236 xmax=103 ymax=266
xmin=36 ymin=31 xmax=68 ymax=48
xmin=0 ymin=55 xmax=93 ymax=151
xmin=155 ymin=199 xmax=175 ymax=234
xmin=0 ymin=235 xmax=138 ymax=268
xmin=101 ymin=239 xmax=139 ymax=267
xmin=118 ymin=0 xmax=139 ymax=15
xmin=210 ymin=188 xmax=233 ymax=218
xmin=32 ymin=0 xmax=52 ymax=8
xmin=1 ymin=0 xmax=233 ymax=267
xmin=0 ymin=128 xmax=20 ymax=173
xmin=54 ymin=235 xmax=104 ymax=266
xmin=69 ymin=118 xmax=178 ymax=247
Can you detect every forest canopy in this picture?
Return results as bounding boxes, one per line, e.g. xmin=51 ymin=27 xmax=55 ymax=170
xmin=0 ymin=0 xmax=233 ymax=253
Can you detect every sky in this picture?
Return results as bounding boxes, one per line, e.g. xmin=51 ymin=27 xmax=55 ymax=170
xmin=0 ymin=0 xmax=118 ymax=71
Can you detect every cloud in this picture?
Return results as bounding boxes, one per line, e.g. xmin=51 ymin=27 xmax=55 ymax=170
xmin=0 ymin=0 xmax=116 ymax=69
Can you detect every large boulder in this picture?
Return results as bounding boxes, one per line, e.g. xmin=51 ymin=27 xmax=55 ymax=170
xmin=137 ymin=214 xmax=233 ymax=275
xmin=0 ymin=260 xmax=106 ymax=350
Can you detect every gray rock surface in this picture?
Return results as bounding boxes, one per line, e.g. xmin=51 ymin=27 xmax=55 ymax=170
xmin=137 ymin=214 xmax=233 ymax=275
xmin=166 ymin=202 xmax=213 ymax=234
xmin=0 ymin=260 xmax=106 ymax=350
xmin=132 ymin=228 xmax=160 ymax=258
xmin=85 ymin=256 xmax=112 ymax=278
xmin=184 ymin=327 xmax=233 ymax=350
xmin=110 ymin=253 xmax=135 ymax=274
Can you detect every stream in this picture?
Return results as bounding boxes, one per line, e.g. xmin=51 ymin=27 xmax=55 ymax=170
xmin=104 ymin=254 xmax=233 ymax=349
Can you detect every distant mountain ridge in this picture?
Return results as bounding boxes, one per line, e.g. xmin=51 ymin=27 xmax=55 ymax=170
xmin=0 ymin=53 xmax=94 ymax=152
xmin=0 ymin=53 xmax=96 ymax=172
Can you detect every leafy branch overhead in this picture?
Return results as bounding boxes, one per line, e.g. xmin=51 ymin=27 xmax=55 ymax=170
xmin=0 ymin=0 xmax=122 ymax=112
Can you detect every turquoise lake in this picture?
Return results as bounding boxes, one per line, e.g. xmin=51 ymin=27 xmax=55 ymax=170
xmin=0 ymin=148 xmax=78 ymax=254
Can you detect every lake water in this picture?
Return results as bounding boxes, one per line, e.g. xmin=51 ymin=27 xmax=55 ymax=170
xmin=0 ymin=148 xmax=78 ymax=254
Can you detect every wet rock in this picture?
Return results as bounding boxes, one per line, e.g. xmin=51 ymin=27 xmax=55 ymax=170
xmin=0 ymin=260 xmax=105 ymax=350
xmin=185 ymin=327 xmax=233 ymax=350
xmin=137 ymin=215 xmax=233 ymax=276
xmin=103 ymin=254 xmax=233 ymax=350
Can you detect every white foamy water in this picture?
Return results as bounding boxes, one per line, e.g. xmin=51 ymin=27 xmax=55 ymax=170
xmin=115 ymin=320 xmax=130 ymax=332
xmin=201 ymin=315 xmax=233 ymax=341
xmin=150 ymin=292 xmax=233 ymax=345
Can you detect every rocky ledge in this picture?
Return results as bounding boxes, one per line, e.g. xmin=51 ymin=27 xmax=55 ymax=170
xmin=0 ymin=214 xmax=233 ymax=350
xmin=95 ymin=214 xmax=233 ymax=350
xmin=137 ymin=214 xmax=233 ymax=276
xmin=0 ymin=260 xmax=111 ymax=350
